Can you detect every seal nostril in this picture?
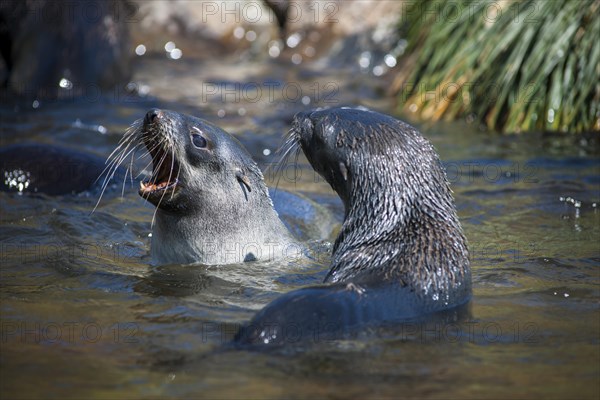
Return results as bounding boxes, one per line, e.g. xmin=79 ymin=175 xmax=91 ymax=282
xmin=145 ymin=109 xmax=162 ymax=124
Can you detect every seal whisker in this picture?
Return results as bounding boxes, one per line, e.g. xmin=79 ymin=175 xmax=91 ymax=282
xmin=109 ymin=142 xmax=142 ymax=187
xmin=271 ymin=128 xmax=300 ymax=190
xmin=147 ymin=145 xmax=169 ymax=190
xmin=134 ymin=139 xmax=158 ymax=179
xmin=103 ymin=120 xmax=141 ymax=164
xmin=127 ymin=144 xmax=137 ymax=191
xmin=100 ymin=123 xmax=143 ymax=182
xmin=121 ymin=146 xmax=140 ymax=198
xmin=169 ymin=157 xmax=181 ymax=202
xmin=96 ymin=133 xmax=137 ymax=187
xmin=135 ymin=154 xmax=153 ymax=178
xmin=135 ymin=158 xmax=153 ymax=180
xmin=108 ymin=138 xmax=143 ymax=201
xmin=157 ymin=144 xmax=175 ymax=208
xmin=92 ymin=145 xmax=137 ymax=213
xmin=150 ymin=141 xmax=176 ymax=228
xmin=92 ymin=123 xmax=143 ymax=213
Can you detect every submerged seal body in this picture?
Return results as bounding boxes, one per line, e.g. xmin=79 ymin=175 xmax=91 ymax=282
xmin=112 ymin=109 xmax=297 ymax=265
xmin=236 ymin=107 xmax=471 ymax=345
xmin=0 ymin=144 xmax=113 ymax=195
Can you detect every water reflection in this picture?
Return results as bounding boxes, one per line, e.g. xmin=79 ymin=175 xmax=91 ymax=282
xmin=135 ymin=264 xmax=213 ymax=297
xmin=0 ymin=1 xmax=598 ymax=399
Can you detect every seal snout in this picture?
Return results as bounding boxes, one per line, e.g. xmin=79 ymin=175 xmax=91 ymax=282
xmin=139 ymin=108 xmax=180 ymax=205
xmin=144 ymin=109 xmax=164 ymax=126
xmin=291 ymin=112 xmax=315 ymax=144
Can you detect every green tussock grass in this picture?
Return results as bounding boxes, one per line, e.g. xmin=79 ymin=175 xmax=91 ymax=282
xmin=393 ymin=0 xmax=600 ymax=133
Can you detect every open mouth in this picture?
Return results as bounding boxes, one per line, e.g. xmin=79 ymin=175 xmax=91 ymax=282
xmin=139 ymin=139 xmax=180 ymax=199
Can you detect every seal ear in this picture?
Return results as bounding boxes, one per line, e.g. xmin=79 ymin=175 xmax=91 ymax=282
xmin=339 ymin=161 xmax=349 ymax=181
xmin=235 ymin=168 xmax=252 ymax=193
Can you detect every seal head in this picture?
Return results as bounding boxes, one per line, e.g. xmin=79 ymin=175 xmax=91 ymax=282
xmin=131 ymin=109 xmax=297 ymax=265
xmin=138 ymin=109 xmax=259 ymax=213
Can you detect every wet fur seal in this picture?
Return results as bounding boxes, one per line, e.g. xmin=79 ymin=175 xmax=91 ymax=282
xmin=235 ymin=107 xmax=471 ymax=345
xmin=104 ymin=109 xmax=298 ymax=265
xmin=0 ymin=144 xmax=112 ymax=195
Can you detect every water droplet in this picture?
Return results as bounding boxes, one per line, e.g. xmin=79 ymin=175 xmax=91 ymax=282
xmin=547 ymin=108 xmax=555 ymax=124
xmin=291 ymin=53 xmax=302 ymax=65
xmin=237 ymin=107 xmax=246 ymax=116
xmin=304 ymin=46 xmax=316 ymax=57
xmin=233 ymin=27 xmax=245 ymax=39
xmin=358 ymin=51 xmax=371 ymax=69
xmin=32 ymin=100 xmax=40 ymax=109
xmin=169 ymin=48 xmax=182 ymax=60
xmin=164 ymin=41 xmax=176 ymax=52
xmin=245 ymin=30 xmax=257 ymax=42
xmin=301 ymin=96 xmax=311 ymax=105
xmin=409 ymin=104 xmax=418 ymax=113
xmin=59 ymin=78 xmax=73 ymax=89
xmin=135 ymin=44 xmax=146 ymax=56
xmin=217 ymin=109 xmax=226 ymax=118
xmin=138 ymin=85 xmax=150 ymax=96
xmin=384 ymin=54 xmax=397 ymax=68
xmin=286 ymin=33 xmax=302 ymax=48
xmin=373 ymin=65 xmax=384 ymax=76
xmin=262 ymin=148 xmax=271 ymax=156
xmin=563 ymin=293 xmax=569 ymax=298
xmin=268 ymin=45 xmax=280 ymax=58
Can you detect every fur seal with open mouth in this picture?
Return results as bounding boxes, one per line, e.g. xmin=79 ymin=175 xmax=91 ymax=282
xmin=103 ymin=109 xmax=299 ymax=265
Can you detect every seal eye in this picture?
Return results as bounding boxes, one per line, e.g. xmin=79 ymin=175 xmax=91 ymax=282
xmin=192 ymin=133 xmax=207 ymax=149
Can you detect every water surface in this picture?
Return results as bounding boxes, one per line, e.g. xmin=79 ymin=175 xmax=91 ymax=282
xmin=1 ymin=50 xmax=599 ymax=399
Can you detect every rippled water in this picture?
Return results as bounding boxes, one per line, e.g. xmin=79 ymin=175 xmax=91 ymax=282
xmin=1 ymin=50 xmax=599 ymax=399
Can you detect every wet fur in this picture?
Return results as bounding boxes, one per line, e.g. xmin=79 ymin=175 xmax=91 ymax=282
xmin=236 ymin=107 xmax=471 ymax=345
